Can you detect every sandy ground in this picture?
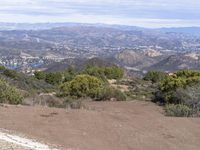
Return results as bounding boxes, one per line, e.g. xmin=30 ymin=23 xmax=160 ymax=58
xmin=0 ymin=101 xmax=200 ymax=150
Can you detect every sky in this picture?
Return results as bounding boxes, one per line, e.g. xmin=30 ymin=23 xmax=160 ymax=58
xmin=0 ymin=0 xmax=200 ymax=28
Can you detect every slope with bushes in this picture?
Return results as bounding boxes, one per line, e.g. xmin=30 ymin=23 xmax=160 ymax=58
xmin=57 ymin=66 xmax=126 ymax=101
xmin=144 ymin=70 xmax=200 ymax=117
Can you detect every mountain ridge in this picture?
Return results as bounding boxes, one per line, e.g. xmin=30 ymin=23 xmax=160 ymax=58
xmin=0 ymin=22 xmax=200 ymax=36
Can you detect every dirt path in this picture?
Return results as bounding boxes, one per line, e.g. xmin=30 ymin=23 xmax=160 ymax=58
xmin=0 ymin=101 xmax=200 ymax=150
xmin=0 ymin=129 xmax=58 ymax=150
xmin=0 ymin=140 xmax=30 ymax=150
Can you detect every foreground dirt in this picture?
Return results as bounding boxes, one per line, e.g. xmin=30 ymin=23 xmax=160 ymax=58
xmin=0 ymin=140 xmax=30 ymax=150
xmin=0 ymin=101 xmax=200 ymax=150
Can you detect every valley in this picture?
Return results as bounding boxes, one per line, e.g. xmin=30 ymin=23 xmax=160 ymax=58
xmin=0 ymin=24 xmax=200 ymax=75
xmin=1 ymin=0 xmax=200 ymax=149
xmin=0 ymin=23 xmax=200 ymax=150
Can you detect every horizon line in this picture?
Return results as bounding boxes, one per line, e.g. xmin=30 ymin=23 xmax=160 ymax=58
xmin=0 ymin=22 xmax=200 ymax=29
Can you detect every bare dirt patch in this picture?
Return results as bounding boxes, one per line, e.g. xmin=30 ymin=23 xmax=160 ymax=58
xmin=0 ymin=101 xmax=200 ymax=150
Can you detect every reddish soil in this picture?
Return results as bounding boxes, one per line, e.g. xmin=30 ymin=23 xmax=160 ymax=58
xmin=0 ymin=101 xmax=200 ymax=150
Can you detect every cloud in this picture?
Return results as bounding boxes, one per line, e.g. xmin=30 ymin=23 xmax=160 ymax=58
xmin=0 ymin=0 xmax=200 ymax=27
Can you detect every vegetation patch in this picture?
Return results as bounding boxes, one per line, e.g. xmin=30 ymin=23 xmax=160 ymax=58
xmin=165 ymin=104 xmax=192 ymax=117
xmin=96 ymin=86 xmax=127 ymax=101
xmin=0 ymin=78 xmax=23 ymax=104
xmin=59 ymin=74 xmax=103 ymax=99
xmin=147 ymin=70 xmax=200 ymax=117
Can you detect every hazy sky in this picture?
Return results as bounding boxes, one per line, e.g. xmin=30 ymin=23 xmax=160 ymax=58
xmin=0 ymin=0 xmax=200 ymax=28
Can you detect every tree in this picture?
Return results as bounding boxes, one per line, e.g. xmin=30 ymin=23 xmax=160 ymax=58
xmin=45 ymin=72 xmax=63 ymax=85
xmin=34 ymin=71 xmax=46 ymax=80
xmin=64 ymin=66 xmax=75 ymax=82
xmin=82 ymin=66 xmax=106 ymax=81
xmin=104 ymin=66 xmax=124 ymax=79
xmin=143 ymin=71 xmax=167 ymax=83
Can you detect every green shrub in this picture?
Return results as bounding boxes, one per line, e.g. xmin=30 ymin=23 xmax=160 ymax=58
xmin=64 ymin=66 xmax=75 ymax=82
xmin=82 ymin=65 xmax=124 ymax=80
xmin=34 ymin=71 xmax=46 ymax=80
xmin=152 ymin=70 xmax=200 ymax=117
xmin=144 ymin=71 xmax=167 ymax=83
xmin=11 ymin=74 xmax=55 ymax=94
xmin=0 ymin=79 xmax=23 ymax=104
xmin=104 ymin=66 xmax=124 ymax=79
xmin=173 ymin=86 xmax=200 ymax=116
xmin=176 ymin=70 xmax=200 ymax=78
xmin=82 ymin=66 xmax=107 ymax=82
xmin=165 ymin=104 xmax=193 ymax=117
xmin=3 ymin=69 xmax=18 ymax=79
xmin=155 ymin=71 xmax=200 ymax=105
xmin=96 ymin=86 xmax=126 ymax=101
xmin=45 ymin=72 xmax=63 ymax=85
xmin=0 ymin=66 xmax=6 ymax=71
xmin=60 ymin=75 xmax=103 ymax=98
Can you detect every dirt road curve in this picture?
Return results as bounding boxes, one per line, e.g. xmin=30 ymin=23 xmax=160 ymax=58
xmin=0 ymin=101 xmax=200 ymax=150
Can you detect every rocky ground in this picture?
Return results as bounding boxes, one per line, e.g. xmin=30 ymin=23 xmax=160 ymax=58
xmin=0 ymin=101 xmax=200 ymax=150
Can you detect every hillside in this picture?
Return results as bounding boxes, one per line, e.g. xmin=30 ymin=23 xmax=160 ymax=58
xmin=115 ymin=50 xmax=200 ymax=74
xmin=146 ymin=53 xmax=200 ymax=71
xmin=43 ymin=57 xmax=115 ymax=73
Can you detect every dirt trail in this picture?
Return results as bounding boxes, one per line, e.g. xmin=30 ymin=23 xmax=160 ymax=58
xmin=0 ymin=129 xmax=58 ymax=150
xmin=0 ymin=101 xmax=200 ymax=150
xmin=0 ymin=140 xmax=30 ymax=150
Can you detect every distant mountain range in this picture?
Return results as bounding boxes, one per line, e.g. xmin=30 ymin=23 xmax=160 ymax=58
xmin=0 ymin=24 xmax=199 ymax=54
xmin=0 ymin=22 xmax=148 ymax=31
xmin=158 ymin=27 xmax=200 ymax=36
xmin=0 ymin=22 xmax=200 ymax=36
